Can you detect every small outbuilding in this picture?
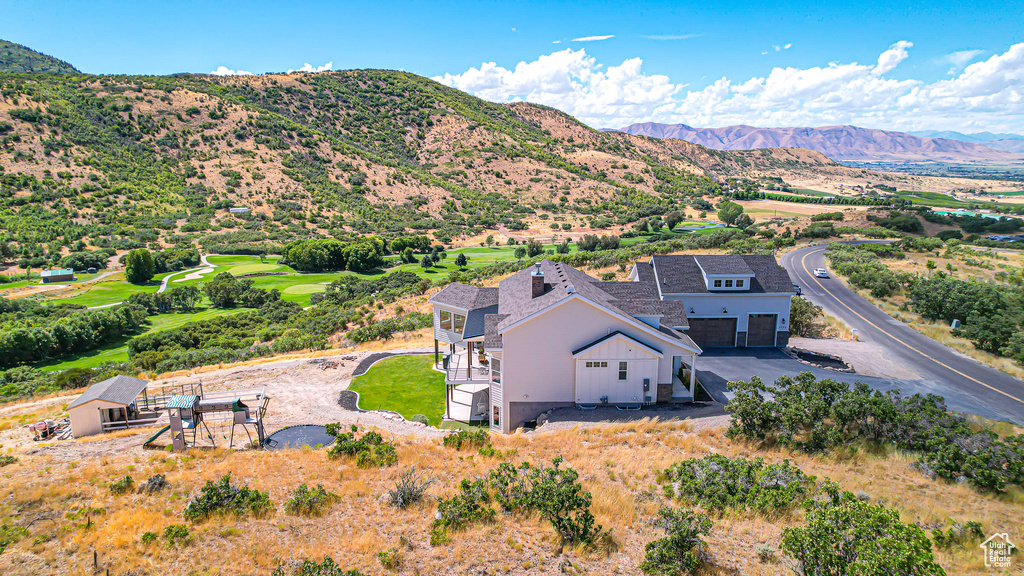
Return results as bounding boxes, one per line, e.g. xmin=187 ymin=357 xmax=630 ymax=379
xmin=41 ymin=268 xmax=74 ymax=283
xmin=67 ymin=375 xmax=152 ymax=438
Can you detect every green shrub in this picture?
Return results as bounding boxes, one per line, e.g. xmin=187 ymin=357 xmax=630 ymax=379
xmin=639 ymin=508 xmax=712 ymax=576
xmin=488 ymin=456 xmax=603 ymax=544
xmin=0 ymin=523 xmax=28 ymax=554
xmin=661 ymin=455 xmax=813 ymax=515
xmin=269 ymin=556 xmax=366 ymax=576
xmin=327 ymin=427 xmax=398 ymax=468
xmin=931 ymin=520 xmax=984 ymax=550
xmin=376 ymin=547 xmax=401 ymax=571
xmin=0 ymin=455 xmax=17 ymax=467
xmin=781 ymin=491 xmax=944 ymax=576
xmin=109 ymin=476 xmax=135 ymax=495
xmin=163 ymin=524 xmax=191 ymax=548
xmin=726 ymin=372 xmax=1024 ymax=492
xmin=432 ymin=478 xmax=495 ymax=541
xmin=183 ymin=473 xmax=274 ymax=522
xmin=140 ymin=531 xmax=158 ymax=544
xmin=141 ymin=474 xmax=167 ymax=493
xmin=285 ymin=483 xmax=338 ymax=517
xmin=442 ymin=429 xmax=489 ymax=450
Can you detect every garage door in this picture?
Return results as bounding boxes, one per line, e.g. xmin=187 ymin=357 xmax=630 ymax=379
xmin=747 ymin=314 xmax=778 ymax=347
xmin=686 ymin=318 xmax=737 ymax=347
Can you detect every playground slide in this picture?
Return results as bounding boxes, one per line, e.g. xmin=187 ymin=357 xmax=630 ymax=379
xmin=143 ymin=425 xmax=171 ymax=448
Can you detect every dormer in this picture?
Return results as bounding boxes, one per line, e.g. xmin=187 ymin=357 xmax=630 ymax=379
xmin=694 ymin=255 xmax=754 ymax=292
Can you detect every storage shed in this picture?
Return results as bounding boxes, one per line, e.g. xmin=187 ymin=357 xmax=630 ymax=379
xmin=41 ymin=268 xmax=74 ymax=283
xmin=68 ymin=376 xmax=151 ymax=438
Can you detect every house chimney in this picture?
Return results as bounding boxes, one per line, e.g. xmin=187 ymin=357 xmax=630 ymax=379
xmin=531 ymin=263 xmax=545 ymax=298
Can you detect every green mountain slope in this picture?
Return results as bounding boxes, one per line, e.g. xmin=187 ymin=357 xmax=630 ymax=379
xmin=0 ymin=40 xmax=78 ymax=73
xmin=0 ymin=68 xmax=836 ymax=266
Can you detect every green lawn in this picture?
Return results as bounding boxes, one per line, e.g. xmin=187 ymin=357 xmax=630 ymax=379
xmin=34 ymin=307 xmax=246 ymax=372
xmin=48 ymin=273 xmax=172 ymax=307
xmin=348 ymin=355 xmax=445 ymax=425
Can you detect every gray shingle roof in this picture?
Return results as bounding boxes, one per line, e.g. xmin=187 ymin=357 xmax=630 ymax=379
xmin=651 ymin=255 xmax=792 ymax=294
xmin=429 ymin=283 xmax=498 ymax=310
xmin=491 ymin=260 xmax=693 ymax=347
xmin=463 ymin=304 xmax=498 ymax=339
xmin=483 ymin=314 xmax=508 ymax=349
xmin=68 ymin=375 xmax=149 ymax=409
xmin=694 ymin=254 xmax=753 ymax=275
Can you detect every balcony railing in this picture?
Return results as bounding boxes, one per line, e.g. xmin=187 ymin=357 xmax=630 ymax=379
xmin=444 ymin=352 xmax=489 ymax=383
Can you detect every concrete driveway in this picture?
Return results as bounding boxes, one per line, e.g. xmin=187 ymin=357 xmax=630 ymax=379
xmin=696 ymin=348 xmax=1015 ymax=423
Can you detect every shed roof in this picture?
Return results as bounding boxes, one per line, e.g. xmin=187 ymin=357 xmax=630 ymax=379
xmin=41 ymin=268 xmax=74 ymax=277
xmin=68 ymin=375 xmax=149 ymax=410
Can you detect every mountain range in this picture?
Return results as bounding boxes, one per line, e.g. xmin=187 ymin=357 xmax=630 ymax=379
xmin=610 ymin=123 xmax=1024 ymax=163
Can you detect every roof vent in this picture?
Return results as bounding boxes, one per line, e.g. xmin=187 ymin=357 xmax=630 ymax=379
xmin=566 ymin=284 xmax=576 ymax=294
xmin=531 ymin=262 xmax=543 ymax=276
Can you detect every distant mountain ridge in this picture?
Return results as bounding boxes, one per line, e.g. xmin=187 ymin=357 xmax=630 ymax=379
xmin=0 ymin=39 xmax=78 ymax=73
xmin=610 ymin=122 xmax=1024 ymax=163
xmin=907 ymin=130 xmax=1023 ymax=142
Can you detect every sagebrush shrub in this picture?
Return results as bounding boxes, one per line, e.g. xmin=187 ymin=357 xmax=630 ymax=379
xmin=183 ymin=473 xmax=274 ymax=522
xmin=269 ymin=556 xmax=365 ymax=576
xmin=781 ymin=490 xmax=944 ymax=576
xmin=327 ymin=426 xmax=398 ymax=468
xmin=442 ymin=429 xmax=489 ymax=450
xmin=662 ymin=454 xmax=813 ymax=515
xmin=163 ymin=524 xmax=191 ymax=548
xmin=385 ymin=467 xmax=435 ymax=509
xmin=109 ymin=475 xmax=135 ymax=495
xmin=285 ymin=483 xmax=338 ymax=517
xmin=639 ymin=507 xmax=711 ymax=576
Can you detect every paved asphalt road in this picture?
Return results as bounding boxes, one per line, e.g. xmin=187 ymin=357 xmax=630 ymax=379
xmin=776 ymin=243 xmax=1024 ymax=425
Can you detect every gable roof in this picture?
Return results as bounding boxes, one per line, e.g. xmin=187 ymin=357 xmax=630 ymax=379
xmin=651 ymin=254 xmax=793 ymax=294
xmin=571 ymin=331 xmax=664 ymax=358
xmin=68 ymin=375 xmax=149 ymax=410
xmin=429 ymin=283 xmax=498 ymax=310
xmin=488 ymin=260 xmax=698 ymax=353
xmin=694 ymin=254 xmax=754 ymax=276
xmin=463 ymin=304 xmax=498 ymax=339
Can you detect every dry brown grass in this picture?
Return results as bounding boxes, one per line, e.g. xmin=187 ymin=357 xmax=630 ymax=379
xmin=0 ymin=418 xmax=1019 ymax=576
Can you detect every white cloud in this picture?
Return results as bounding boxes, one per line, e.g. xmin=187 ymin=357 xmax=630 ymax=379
xmin=773 ymin=43 xmax=793 ymax=52
xmin=572 ymin=35 xmax=614 ymax=42
xmin=873 ymin=40 xmax=912 ymax=75
xmin=643 ymin=34 xmax=701 ymax=41
xmin=288 ymin=61 xmax=333 ymax=74
xmin=210 ymin=66 xmax=253 ymax=76
xmin=936 ymin=49 xmax=984 ymax=75
xmin=436 ymin=41 xmax=1024 ymax=132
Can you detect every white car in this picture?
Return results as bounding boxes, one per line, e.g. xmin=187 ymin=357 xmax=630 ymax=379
xmin=813 ymin=268 xmax=829 ymax=278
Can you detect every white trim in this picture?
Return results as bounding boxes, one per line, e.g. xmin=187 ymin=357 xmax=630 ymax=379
xmin=499 ymin=294 xmax=702 ymax=355
xmin=572 ymin=332 xmax=665 ymax=359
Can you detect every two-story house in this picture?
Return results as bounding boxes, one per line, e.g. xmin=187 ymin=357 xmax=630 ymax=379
xmin=429 ymin=255 xmax=794 ymax=433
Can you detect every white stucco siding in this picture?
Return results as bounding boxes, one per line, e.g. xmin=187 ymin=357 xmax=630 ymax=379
xmin=662 ymin=293 xmax=792 ymax=332
xmin=500 ymin=298 xmax=694 ymax=407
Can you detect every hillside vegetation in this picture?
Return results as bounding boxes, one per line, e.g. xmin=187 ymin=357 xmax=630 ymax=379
xmin=0 ymin=40 xmax=78 ymax=74
xmin=0 ymin=69 xmax=832 ymax=264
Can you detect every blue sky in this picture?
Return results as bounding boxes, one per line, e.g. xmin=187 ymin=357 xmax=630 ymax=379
xmin=4 ymin=0 xmax=1024 ymax=131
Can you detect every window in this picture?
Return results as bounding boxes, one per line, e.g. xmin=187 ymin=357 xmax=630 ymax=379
xmin=491 ymin=358 xmax=501 ymax=384
xmin=453 ymin=313 xmax=466 ymax=333
xmin=713 ymin=279 xmax=722 ymax=288
xmin=584 ymin=361 xmax=607 ymax=368
xmin=725 ymin=279 xmax=733 ymax=288
xmin=439 ymin=310 xmax=452 ymax=330
xmin=736 ymin=279 xmax=744 ymax=288
xmin=618 ymin=361 xmax=628 ymax=381
xmin=492 ymin=406 xmax=500 ymax=427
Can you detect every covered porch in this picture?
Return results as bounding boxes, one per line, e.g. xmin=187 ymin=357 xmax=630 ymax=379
xmin=433 ymin=339 xmax=490 ymax=384
xmin=671 ymin=353 xmax=699 ymax=401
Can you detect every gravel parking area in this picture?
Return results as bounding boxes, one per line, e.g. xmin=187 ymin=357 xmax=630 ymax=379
xmin=789 ymin=337 xmax=921 ymax=379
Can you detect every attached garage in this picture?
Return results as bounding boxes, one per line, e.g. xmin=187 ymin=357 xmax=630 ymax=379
xmin=572 ymin=332 xmax=661 ymax=405
xmin=746 ymin=314 xmax=778 ymax=347
xmin=685 ymin=318 xmax=737 ymax=348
